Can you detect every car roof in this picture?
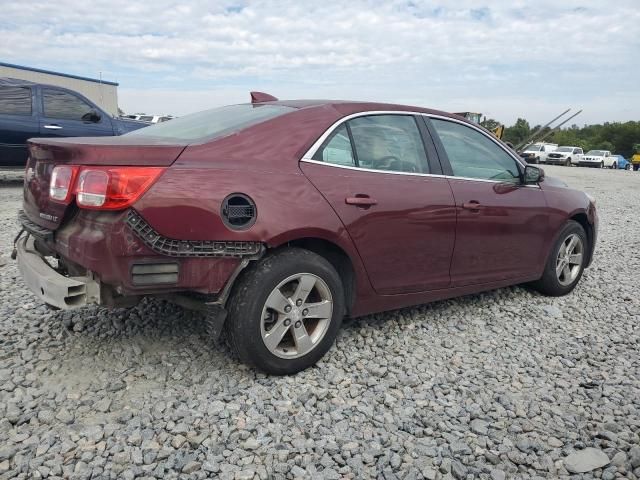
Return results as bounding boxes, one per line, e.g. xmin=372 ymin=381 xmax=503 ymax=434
xmin=262 ymin=99 xmax=460 ymax=119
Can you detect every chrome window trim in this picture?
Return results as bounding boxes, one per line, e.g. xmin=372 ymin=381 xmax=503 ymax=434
xmin=300 ymin=158 xmax=540 ymax=188
xmin=300 ymin=109 xmax=540 ymax=188
xmin=301 ymin=110 xmax=527 ymax=170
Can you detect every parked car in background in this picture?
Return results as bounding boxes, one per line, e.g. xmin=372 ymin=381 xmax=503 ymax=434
xmin=580 ymin=150 xmax=614 ymax=168
xmin=14 ymin=94 xmax=598 ymax=374
xmin=520 ymin=143 xmax=558 ymax=164
xmin=137 ymin=115 xmax=174 ymax=124
xmin=0 ymin=78 xmax=147 ymax=166
xmin=611 ymin=155 xmax=630 ymax=170
xmin=122 ymin=114 xmax=174 ymax=124
xmin=546 ymin=146 xmax=583 ymax=166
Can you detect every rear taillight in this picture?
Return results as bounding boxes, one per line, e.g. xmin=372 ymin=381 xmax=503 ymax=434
xmin=50 ymin=166 xmax=79 ymax=204
xmin=49 ymin=166 xmax=165 ymax=210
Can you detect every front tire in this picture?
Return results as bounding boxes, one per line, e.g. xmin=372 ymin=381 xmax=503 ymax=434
xmin=565 ymin=158 xmax=572 ymax=167
xmin=599 ymin=161 xmax=604 ymax=168
xmin=612 ymin=162 xmax=617 ymax=169
xmin=226 ymin=248 xmax=345 ymax=375
xmin=530 ymin=221 xmax=587 ymax=296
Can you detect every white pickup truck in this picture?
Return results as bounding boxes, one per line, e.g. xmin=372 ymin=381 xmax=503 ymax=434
xmin=579 ymin=150 xmax=615 ymax=168
xmin=546 ymin=146 xmax=584 ymax=166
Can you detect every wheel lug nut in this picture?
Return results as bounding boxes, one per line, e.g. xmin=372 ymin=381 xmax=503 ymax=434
xmin=302 ymin=309 xmax=308 ymax=316
xmin=296 ymin=299 xmax=303 ymax=307
xmin=284 ymin=305 xmax=292 ymax=313
xmin=284 ymin=319 xmax=291 ymax=326
xmin=294 ymin=321 xmax=302 ymax=328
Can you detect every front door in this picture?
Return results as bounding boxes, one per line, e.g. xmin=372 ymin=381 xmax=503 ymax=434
xmin=38 ymin=87 xmax=114 ymax=138
xmin=301 ymin=114 xmax=457 ymax=295
xmin=428 ymin=117 xmax=549 ymax=286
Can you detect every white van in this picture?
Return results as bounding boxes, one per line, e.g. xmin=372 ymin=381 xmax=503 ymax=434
xmin=520 ymin=143 xmax=558 ymax=164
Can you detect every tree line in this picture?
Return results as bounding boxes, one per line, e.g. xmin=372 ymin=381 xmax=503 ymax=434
xmin=481 ymin=118 xmax=640 ymax=158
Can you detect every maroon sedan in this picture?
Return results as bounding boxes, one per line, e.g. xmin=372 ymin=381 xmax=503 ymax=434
xmin=15 ymin=93 xmax=597 ymax=374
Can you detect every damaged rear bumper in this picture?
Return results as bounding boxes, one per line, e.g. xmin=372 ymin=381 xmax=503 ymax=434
xmin=16 ymin=236 xmax=100 ymax=310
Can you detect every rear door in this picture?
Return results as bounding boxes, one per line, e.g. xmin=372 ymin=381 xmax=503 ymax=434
xmin=38 ymin=87 xmax=114 ymax=138
xmin=301 ymin=113 xmax=456 ymax=295
xmin=427 ymin=116 xmax=549 ymax=286
xmin=0 ymin=84 xmax=38 ymax=166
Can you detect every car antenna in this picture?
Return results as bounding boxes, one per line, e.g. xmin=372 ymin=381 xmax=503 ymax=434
xmin=250 ymin=91 xmax=278 ymax=103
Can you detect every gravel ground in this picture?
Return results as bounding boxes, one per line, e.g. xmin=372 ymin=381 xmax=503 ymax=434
xmin=0 ymin=166 xmax=639 ymax=480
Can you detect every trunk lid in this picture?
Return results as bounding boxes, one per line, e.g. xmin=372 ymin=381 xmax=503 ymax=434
xmin=23 ymin=136 xmax=186 ymax=230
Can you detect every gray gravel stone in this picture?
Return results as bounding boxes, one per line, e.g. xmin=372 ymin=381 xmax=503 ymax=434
xmin=564 ymin=448 xmax=610 ymax=473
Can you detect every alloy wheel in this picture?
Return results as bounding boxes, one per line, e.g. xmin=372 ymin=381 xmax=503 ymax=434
xmin=260 ymin=273 xmax=333 ymax=359
xmin=556 ymin=233 xmax=584 ymax=286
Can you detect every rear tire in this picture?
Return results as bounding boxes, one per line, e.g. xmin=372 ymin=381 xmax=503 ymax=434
xmin=226 ymin=248 xmax=345 ymax=375
xmin=530 ymin=220 xmax=588 ymax=296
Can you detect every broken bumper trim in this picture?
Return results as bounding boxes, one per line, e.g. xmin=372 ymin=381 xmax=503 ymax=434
xmin=16 ymin=236 xmax=99 ymax=310
xmin=126 ymin=209 xmax=263 ymax=258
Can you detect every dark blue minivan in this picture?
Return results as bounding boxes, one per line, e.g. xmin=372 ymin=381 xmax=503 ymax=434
xmin=0 ymin=77 xmax=147 ymax=166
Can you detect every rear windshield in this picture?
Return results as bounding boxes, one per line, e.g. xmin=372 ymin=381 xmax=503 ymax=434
xmin=126 ymin=104 xmax=294 ymax=142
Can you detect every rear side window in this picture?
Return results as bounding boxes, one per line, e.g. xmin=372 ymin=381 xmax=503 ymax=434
xmin=43 ymin=89 xmax=95 ymax=121
xmin=0 ymin=86 xmax=32 ymax=116
xmin=431 ymin=118 xmax=521 ymax=182
xmin=349 ymin=115 xmax=429 ymax=173
xmin=126 ymin=104 xmax=295 ymax=141
xmin=313 ymin=124 xmax=355 ymax=166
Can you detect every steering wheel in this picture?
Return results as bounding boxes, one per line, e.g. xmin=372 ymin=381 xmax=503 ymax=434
xmin=372 ymin=155 xmax=401 ymax=170
xmin=372 ymin=156 xmax=419 ymax=173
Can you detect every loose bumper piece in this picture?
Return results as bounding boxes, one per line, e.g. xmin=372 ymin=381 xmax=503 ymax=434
xmin=16 ymin=236 xmax=99 ymax=310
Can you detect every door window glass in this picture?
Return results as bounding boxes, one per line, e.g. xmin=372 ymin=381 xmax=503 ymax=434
xmin=431 ymin=119 xmax=520 ymax=182
xmin=348 ymin=115 xmax=428 ymax=173
xmin=0 ymin=86 xmax=32 ymax=116
xmin=312 ymin=124 xmax=356 ymax=166
xmin=43 ymin=89 xmax=96 ymax=121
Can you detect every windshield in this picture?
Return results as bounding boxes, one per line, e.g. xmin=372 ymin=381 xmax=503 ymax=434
xmin=126 ymin=104 xmax=295 ymax=142
xmin=524 ymin=145 xmax=542 ymax=152
xmin=586 ymin=150 xmax=606 ymax=156
xmin=557 ymin=147 xmax=573 ymax=152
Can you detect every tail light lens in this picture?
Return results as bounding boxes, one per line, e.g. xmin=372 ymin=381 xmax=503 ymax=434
xmin=49 ymin=166 xmax=165 ymax=210
xmin=50 ymin=165 xmax=79 ymax=203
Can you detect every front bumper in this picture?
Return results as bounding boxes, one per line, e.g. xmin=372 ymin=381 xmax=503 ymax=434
xmin=16 ymin=236 xmax=100 ymax=310
xmin=546 ymin=157 xmax=569 ymax=164
xmin=579 ymin=160 xmax=602 ymax=167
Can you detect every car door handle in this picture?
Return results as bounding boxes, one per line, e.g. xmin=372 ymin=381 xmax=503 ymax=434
xmin=43 ymin=125 xmax=63 ymax=130
xmin=461 ymin=201 xmax=482 ymax=211
xmin=345 ymin=195 xmax=377 ymax=207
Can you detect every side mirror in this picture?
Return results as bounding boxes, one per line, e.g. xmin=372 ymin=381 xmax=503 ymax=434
xmin=82 ymin=110 xmax=101 ymax=123
xmin=523 ymin=165 xmax=544 ymax=184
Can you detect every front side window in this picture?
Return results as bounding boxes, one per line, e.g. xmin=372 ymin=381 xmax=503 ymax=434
xmin=313 ymin=124 xmax=355 ymax=166
xmin=0 ymin=86 xmax=32 ymax=116
xmin=43 ymin=89 xmax=95 ymax=121
xmin=431 ymin=118 xmax=521 ymax=182
xmin=348 ymin=115 xmax=429 ymax=173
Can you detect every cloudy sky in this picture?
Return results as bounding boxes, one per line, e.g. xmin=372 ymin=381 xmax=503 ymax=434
xmin=1 ymin=0 xmax=638 ymax=125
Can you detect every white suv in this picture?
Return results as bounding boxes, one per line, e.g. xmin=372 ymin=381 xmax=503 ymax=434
xmin=520 ymin=143 xmax=558 ymax=164
xmin=580 ymin=150 xmax=614 ymax=168
xmin=546 ymin=146 xmax=584 ymax=166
